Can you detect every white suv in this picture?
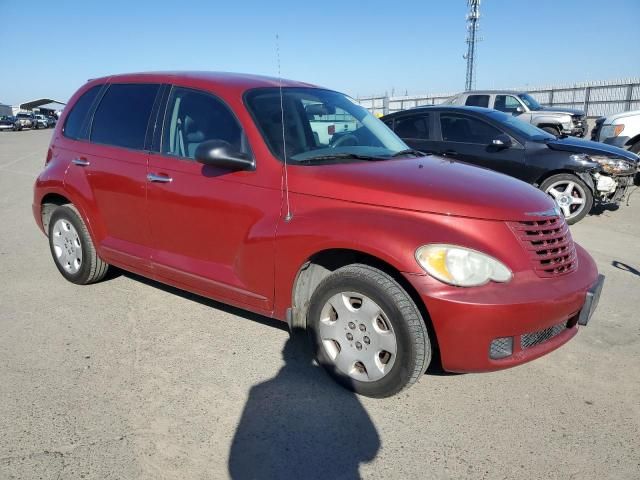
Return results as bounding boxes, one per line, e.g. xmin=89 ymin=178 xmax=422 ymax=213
xmin=592 ymin=110 xmax=640 ymax=154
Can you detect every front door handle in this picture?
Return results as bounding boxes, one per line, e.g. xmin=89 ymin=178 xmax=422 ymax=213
xmin=72 ymin=158 xmax=90 ymax=166
xmin=147 ymin=173 xmax=173 ymax=183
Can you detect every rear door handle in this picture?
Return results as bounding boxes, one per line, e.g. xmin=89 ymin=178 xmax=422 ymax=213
xmin=147 ymin=173 xmax=173 ymax=183
xmin=72 ymin=158 xmax=90 ymax=166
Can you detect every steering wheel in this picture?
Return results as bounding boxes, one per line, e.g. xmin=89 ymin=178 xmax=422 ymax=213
xmin=331 ymin=133 xmax=359 ymax=148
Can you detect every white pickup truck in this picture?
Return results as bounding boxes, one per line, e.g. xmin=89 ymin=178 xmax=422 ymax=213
xmin=591 ymin=110 xmax=640 ymax=154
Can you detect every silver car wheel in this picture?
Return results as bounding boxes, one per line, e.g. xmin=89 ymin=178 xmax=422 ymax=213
xmin=319 ymin=291 xmax=397 ymax=382
xmin=51 ymin=219 xmax=83 ymax=274
xmin=545 ymin=180 xmax=587 ymax=220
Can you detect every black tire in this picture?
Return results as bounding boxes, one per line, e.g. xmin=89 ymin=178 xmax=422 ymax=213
xmin=630 ymin=141 xmax=640 ymax=154
xmin=541 ymin=126 xmax=560 ymax=136
xmin=540 ymin=173 xmax=593 ymax=225
xmin=307 ymin=264 xmax=431 ymax=398
xmin=48 ymin=205 xmax=109 ymax=285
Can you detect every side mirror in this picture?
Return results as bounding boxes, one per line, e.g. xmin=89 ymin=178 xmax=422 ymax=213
xmin=195 ymin=140 xmax=254 ymax=171
xmin=489 ymin=134 xmax=513 ymax=150
xmin=515 ymin=106 xmax=524 ymax=114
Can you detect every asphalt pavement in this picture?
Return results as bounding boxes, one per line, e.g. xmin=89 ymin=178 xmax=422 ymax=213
xmin=1 ymin=129 xmax=638 ymax=479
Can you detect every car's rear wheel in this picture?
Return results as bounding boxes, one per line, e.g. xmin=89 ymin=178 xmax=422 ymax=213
xmin=307 ymin=264 xmax=431 ymax=398
xmin=540 ymin=173 xmax=593 ymax=224
xmin=48 ymin=205 xmax=109 ymax=285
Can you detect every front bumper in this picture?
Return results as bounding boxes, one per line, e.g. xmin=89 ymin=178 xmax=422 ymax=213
xmin=601 ymin=135 xmax=632 ymax=149
xmin=562 ymin=125 xmax=586 ymax=137
xmin=407 ymin=244 xmax=600 ymax=373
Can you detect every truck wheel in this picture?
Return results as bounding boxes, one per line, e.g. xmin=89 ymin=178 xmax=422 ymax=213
xmin=48 ymin=205 xmax=109 ymax=285
xmin=540 ymin=173 xmax=593 ymax=224
xmin=307 ymin=264 xmax=431 ymax=398
xmin=630 ymin=141 xmax=640 ymax=154
xmin=541 ymin=126 xmax=560 ymax=136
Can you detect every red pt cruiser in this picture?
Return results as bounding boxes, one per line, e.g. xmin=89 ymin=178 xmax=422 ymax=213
xmin=33 ymin=72 xmax=603 ymax=397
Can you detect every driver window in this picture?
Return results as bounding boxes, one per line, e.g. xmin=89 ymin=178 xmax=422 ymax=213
xmin=440 ymin=113 xmax=502 ymax=144
xmin=494 ymin=95 xmax=522 ymax=114
xmin=162 ymin=87 xmax=243 ymax=160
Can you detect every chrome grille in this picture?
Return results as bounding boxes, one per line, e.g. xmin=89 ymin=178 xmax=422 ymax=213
xmin=521 ymin=322 xmax=568 ymax=350
xmin=509 ymin=216 xmax=578 ymax=277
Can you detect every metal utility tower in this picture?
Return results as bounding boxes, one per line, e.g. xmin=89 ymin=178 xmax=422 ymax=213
xmin=464 ymin=0 xmax=481 ymax=91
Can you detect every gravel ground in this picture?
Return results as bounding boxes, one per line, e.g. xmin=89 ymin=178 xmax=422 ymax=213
xmin=1 ymin=129 xmax=639 ymax=480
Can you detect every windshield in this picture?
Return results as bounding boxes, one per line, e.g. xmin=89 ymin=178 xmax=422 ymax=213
xmin=518 ymin=93 xmax=542 ymax=111
xmin=245 ymin=88 xmax=410 ymax=163
xmin=487 ymin=110 xmax=555 ymax=141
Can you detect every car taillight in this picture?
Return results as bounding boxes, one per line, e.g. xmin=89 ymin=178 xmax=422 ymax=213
xmin=328 ymin=125 xmax=335 ymax=135
xmin=45 ymin=148 xmax=53 ymax=165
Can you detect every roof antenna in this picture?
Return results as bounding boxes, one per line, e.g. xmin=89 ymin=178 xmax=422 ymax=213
xmin=277 ymin=34 xmax=293 ymax=222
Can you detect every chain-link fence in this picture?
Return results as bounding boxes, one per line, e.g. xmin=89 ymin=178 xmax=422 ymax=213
xmin=356 ymin=78 xmax=640 ymax=118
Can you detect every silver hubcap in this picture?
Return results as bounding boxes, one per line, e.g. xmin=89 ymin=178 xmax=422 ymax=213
xmin=545 ymin=180 xmax=586 ymax=219
xmin=319 ymin=292 xmax=397 ymax=382
xmin=52 ymin=219 xmax=83 ymax=274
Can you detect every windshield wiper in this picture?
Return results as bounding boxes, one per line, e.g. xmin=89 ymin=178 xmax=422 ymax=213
xmin=390 ymin=148 xmax=428 ymax=158
xmin=294 ymin=153 xmax=387 ymax=164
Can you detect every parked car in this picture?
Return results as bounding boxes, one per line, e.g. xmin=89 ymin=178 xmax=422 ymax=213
xmin=34 ymin=114 xmax=49 ymax=129
xmin=591 ymin=109 xmax=640 ymax=154
xmin=0 ymin=115 xmax=20 ymax=131
xmin=15 ymin=112 xmax=35 ymax=129
xmin=444 ymin=90 xmax=588 ymax=137
xmin=382 ymin=106 xmax=639 ymax=224
xmin=33 ymin=72 xmax=603 ymax=398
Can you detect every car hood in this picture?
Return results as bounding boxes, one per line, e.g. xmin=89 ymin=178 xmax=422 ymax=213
xmin=603 ymin=109 xmax=640 ymax=123
xmin=289 ymin=156 xmax=555 ymax=221
xmin=545 ymin=136 xmax=640 ymax=162
xmin=540 ymin=106 xmax=585 ymax=116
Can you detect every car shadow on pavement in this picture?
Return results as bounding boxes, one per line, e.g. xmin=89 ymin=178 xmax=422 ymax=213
xmin=612 ymin=260 xmax=640 ymax=277
xmin=228 ymin=329 xmax=380 ymax=480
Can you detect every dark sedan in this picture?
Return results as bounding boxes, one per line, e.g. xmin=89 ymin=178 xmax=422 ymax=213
xmin=382 ymin=106 xmax=639 ymax=224
xmin=0 ymin=116 xmax=20 ymax=131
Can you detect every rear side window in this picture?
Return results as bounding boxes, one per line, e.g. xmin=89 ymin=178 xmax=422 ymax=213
xmin=162 ymin=87 xmax=243 ymax=160
xmin=465 ymin=95 xmax=490 ymax=108
xmin=394 ymin=114 xmax=430 ymax=140
xmin=440 ymin=113 xmax=502 ymax=144
xmin=91 ymin=83 xmax=159 ymax=150
xmin=63 ymin=85 xmax=102 ymax=140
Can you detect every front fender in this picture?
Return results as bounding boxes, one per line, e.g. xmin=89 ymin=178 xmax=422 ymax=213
xmin=272 ymin=193 xmax=527 ymax=320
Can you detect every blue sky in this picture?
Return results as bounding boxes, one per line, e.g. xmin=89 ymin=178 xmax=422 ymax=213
xmin=1 ymin=0 xmax=639 ymax=105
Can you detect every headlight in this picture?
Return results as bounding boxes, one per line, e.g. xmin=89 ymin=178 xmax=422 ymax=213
xmin=589 ymin=155 xmax=635 ymax=174
xmin=601 ymin=124 xmax=625 ymax=138
xmin=415 ymin=244 xmax=512 ymax=287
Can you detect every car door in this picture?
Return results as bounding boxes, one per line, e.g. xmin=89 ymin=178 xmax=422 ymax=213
xmin=435 ymin=111 xmax=526 ymax=179
xmin=388 ymin=112 xmax=437 ymax=153
xmin=145 ymin=85 xmax=280 ymax=312
xmin=63 ymin=82 xmax=160 ymax=271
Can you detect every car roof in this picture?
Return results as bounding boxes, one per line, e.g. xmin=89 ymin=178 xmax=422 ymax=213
xmin=456 ymin=90 xmax=525 ymax=95
xmin=383 ymin=105 xmax=498 ymax=118
xmin=87 ymin=71 xmax=319 ymax=92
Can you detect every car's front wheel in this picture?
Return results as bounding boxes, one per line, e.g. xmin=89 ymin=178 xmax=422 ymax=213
xmin=307 ymin=264 xmax=431 ymax=398
xmin=540 ymin=173 xmax=593 ymax=224
xmin=541 ymin=126 xmax=561 ymax=136
xmin=48 ymin=205 xmax=109 ymax=284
